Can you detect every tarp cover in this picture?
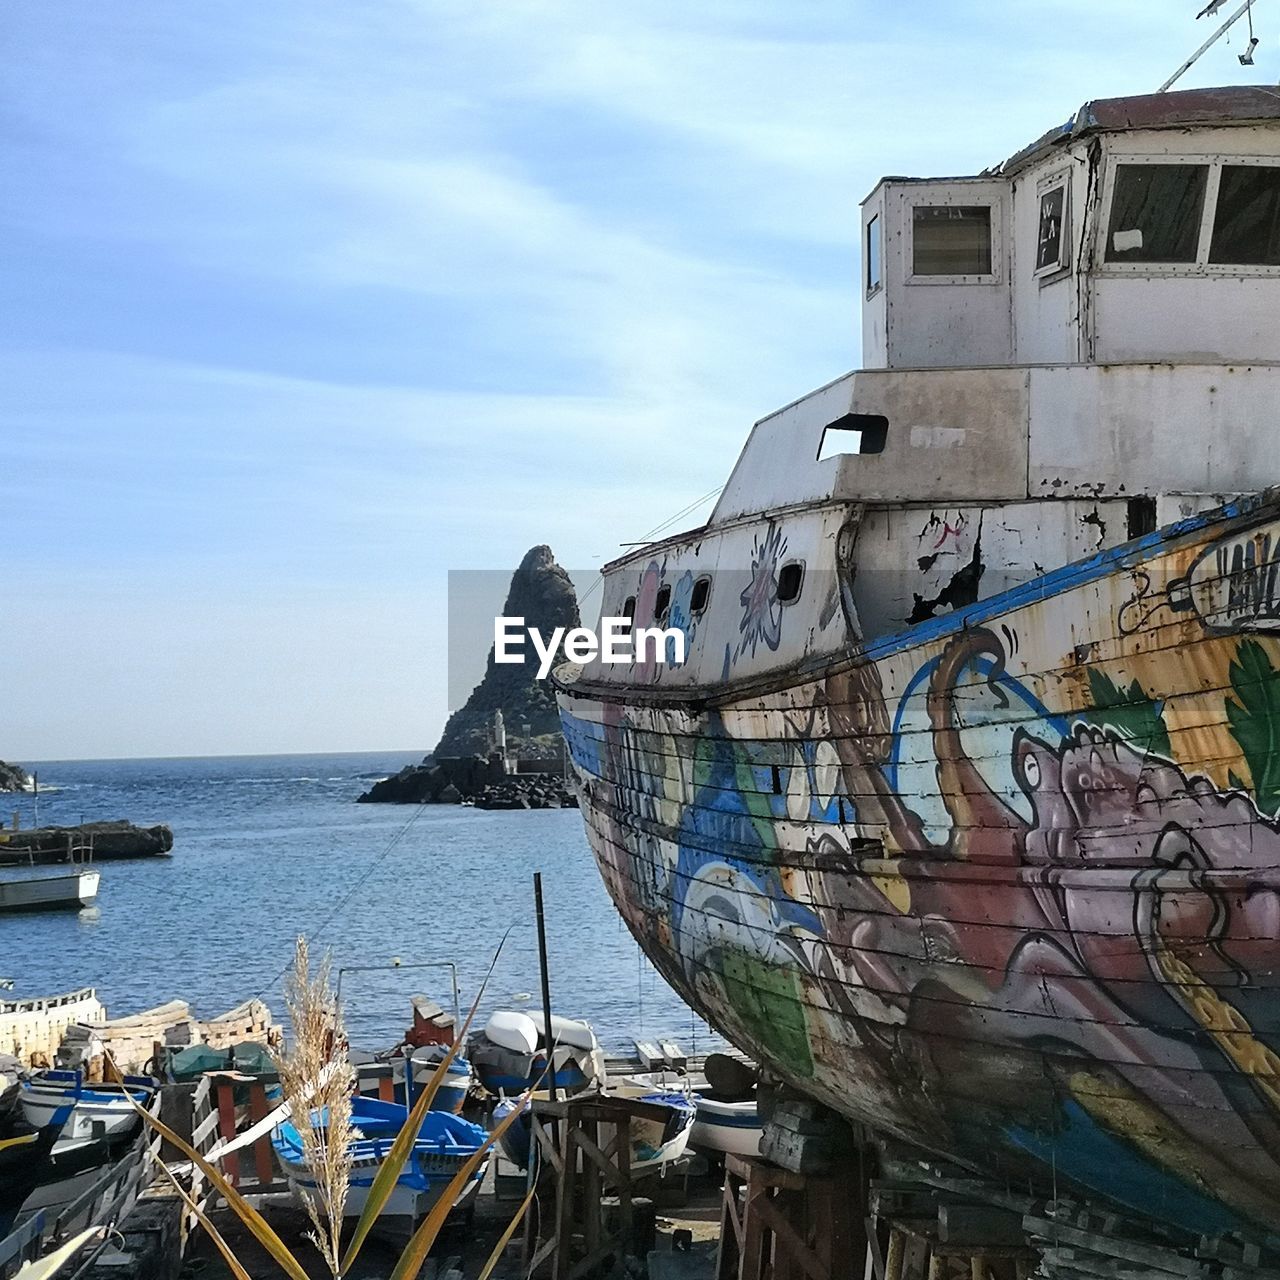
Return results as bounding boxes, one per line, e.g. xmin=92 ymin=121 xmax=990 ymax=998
xmin=163 ymin=1041 xmax=275 ymax=1081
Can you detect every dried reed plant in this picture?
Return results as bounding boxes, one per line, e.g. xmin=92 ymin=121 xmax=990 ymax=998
xmin=115 ymin=932 xmax=519 ymax=1280
xmin=271 ymin=935 xmax=356 ymax=1278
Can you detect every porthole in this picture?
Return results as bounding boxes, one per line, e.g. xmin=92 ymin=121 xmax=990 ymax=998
xmin=777 ymin=562 xmax=804 ymax=605
xmin=690 ymin=576 xmax=711 ymax=615
xmin=621 ymin=596 xmax=636 ymax=633
xmin=654 ymin=585 xmax=671 ymax=621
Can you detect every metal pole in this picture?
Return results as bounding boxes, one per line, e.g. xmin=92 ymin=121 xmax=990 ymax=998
xmin=1158 ymin=1 xmax=1253 ymax=91
xmin=533 ymin=872 xmax=558 ymax=1106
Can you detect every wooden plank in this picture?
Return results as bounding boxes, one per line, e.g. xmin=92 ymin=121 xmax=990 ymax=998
xmin=751 ymin=1193 xmax=828 ymax=1280
xmin=634 ymin=1040 xmax=663 ymax=1070
xmin=740 ymin=1165 xmax=771 ymax=1280
xmin=552 ymin=1126 xmax=576 ymax=1280
xmin=191 ymin=1109 xmax=223 ymax=1149
xmin=572 ymin=1129 xmax=630 ymax=1192
xmin=0 ymin=1213 xmax=45 ymax=1268
xmin=581 ymin=1118 xmax=602 ymax=1274
xmin=659 ymin=1041 xmax=687 ymax=1070
xmin=866 ymin=1218 xmax=887 ymax=1280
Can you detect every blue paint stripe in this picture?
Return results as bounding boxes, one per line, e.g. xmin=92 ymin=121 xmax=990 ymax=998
xmin=860 ymin=495 xmax=1259 ymax=663
xmin=697 ymin=1111 xmax=762 ymax=1129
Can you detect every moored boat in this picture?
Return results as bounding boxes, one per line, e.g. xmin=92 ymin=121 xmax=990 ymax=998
xmin=557 ymin=84 xmax=1280 ymax=1242
xmin=0 ymin=870 xmax=98 ymax=913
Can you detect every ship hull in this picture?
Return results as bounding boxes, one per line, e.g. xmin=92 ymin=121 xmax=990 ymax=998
xmin=557 ymin=494 xmax=1280 ymax=1239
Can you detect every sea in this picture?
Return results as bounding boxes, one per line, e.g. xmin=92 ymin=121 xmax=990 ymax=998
xmin=1 ymin=752 xmax=714 ymax=1054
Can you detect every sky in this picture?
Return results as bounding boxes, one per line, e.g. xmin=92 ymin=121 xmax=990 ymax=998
xmin=3 ymin=1 xmax=1275 ymax=759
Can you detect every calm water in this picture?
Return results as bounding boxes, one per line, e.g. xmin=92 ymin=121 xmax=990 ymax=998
xmin=1 ymin=753 xmax=712 ymax=1053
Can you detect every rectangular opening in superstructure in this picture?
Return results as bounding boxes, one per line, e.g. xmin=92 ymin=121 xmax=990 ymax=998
xmin=818 ymin=413 xmax=888 ymax=461
xmin=912 ymin=205 xmax=992 ymax=276
xmin=1106 ymin=163 xmax=1207 ymax=263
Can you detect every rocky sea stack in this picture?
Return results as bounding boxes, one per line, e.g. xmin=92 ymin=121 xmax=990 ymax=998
xmin=437 ymin=544 xmax=580 ymax=758
xmin=357 ymin=545 xmax=580 ymax=807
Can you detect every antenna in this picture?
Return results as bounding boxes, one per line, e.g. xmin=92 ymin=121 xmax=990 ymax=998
xmin=1158 ymin=1 xmax=1259 ymax=91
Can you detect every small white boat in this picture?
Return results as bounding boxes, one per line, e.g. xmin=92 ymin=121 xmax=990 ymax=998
xmin=0 ymin=871 xmax=98 ymax=914
xmin=392 ymin=1046 xmax=473 ymax=1115
xmin=624 ymin=1092 xmax=697 ymax=1172
xmin=0 ymin=1054 xmax=21 ymax=1121
xmin=494 ymin=1089 xmax=698 ymax=1175
xmin=689 ymin=1093 xmax=762 ymax=1158
xmin=469 ymin=1010 xmax=605 ymax=1096
xmin=620 ymin=1062 xmax=762 ymax=1159
xmin=20 ymin=1070 xmax=155 ymax=1144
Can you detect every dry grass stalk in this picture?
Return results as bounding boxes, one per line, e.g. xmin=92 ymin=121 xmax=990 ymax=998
xmin=271 ymin=935 xmax=356 ymax=1278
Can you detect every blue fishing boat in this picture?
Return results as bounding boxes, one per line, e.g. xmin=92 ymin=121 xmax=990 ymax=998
xmin=20 ymin=1070 xmax=155 ymax=1144
xmin=271 ymin=1094 xmax=489 ymax=1232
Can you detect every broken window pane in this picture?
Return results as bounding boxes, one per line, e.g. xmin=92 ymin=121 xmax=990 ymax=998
xmin=1210 ymin=165 xmax=1280 ymax=265
xmin=912 ymin=206 xmax=992 ymax=276
xmin=866 ymin=214 xmax=882 ymax=292
xmin=1106 ymin=164 xmax=1207 ymax=263
xmin=1036 ymin=185 xmax=1067 ymax=272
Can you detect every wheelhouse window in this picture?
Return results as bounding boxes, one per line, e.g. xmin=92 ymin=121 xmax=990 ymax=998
xmin=620 ymin=596 xmax=636 ymax=632
xmin=1210 ymin=164 xmax=1280 ymax=265
xmin=866 ymin=214 xmax=882 ymax=294
xmin=1106 ymin=163 xmax=1207 ymax=263
xmin=912 ymin=206 xmax=992 ymax=276
xmin=654 ymin=585 xmax=671 ymax=622
xmin=689 ymin=576 xmax=711 ymax=615
xmin=1035 ymin=184 xmax=1068 ymax=273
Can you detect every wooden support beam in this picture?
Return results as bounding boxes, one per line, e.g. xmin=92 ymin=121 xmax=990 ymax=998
xmin=247 ymin=1080 xmax=274 ymax=1190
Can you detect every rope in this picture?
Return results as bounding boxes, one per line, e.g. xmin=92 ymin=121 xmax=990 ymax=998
xmin=251 ymin=800 xmax=431 ymax=1001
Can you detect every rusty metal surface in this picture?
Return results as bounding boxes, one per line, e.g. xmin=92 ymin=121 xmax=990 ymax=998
xmin=1000 ymin=84 xmax=1280 ymax=175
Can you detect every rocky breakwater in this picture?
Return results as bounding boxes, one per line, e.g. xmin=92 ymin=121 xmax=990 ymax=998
xmin=0 ymin=820 xmax=174 ymax=866
xmin=473 ymin=774 xmax=577 ymax=810
xmin=359 ymin=754 xmax=502 ymax=805
xmin=0 ymin=760 xmax=31 ymax=792
xmin=357 ymin=754 xmax=577 ymax=809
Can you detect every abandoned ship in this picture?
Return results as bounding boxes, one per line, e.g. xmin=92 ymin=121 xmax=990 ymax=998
xmin=555 ymin=85 xmax=1280 ymax=1241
